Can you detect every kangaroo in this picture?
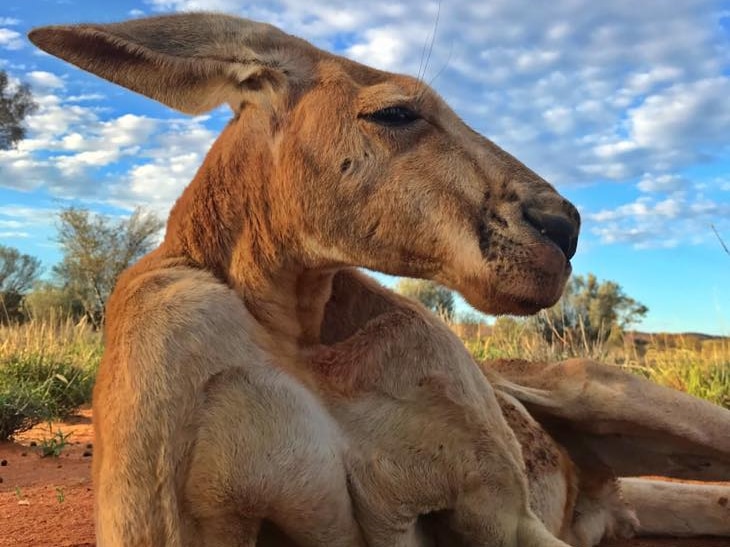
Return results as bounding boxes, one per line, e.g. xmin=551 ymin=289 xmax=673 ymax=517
xmin=30 ymin=11 xmax=584 ymax=546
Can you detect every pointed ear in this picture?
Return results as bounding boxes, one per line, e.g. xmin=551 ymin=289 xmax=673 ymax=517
xmin=28 ymin=12 xmax=315 ymax=115
xmin=484 ymin=358 xmax=730 ymax=481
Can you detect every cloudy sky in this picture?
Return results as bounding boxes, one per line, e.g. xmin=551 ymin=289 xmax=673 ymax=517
xmin=1 ymin=0 xmax=729 ymax=334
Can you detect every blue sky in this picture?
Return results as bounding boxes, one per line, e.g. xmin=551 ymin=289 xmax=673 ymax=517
xmin=1 ymin=0 xmax=729 ymax=334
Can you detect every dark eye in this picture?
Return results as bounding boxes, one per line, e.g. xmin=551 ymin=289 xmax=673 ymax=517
xmin=361 ymin=106 xmax=420 ymax=127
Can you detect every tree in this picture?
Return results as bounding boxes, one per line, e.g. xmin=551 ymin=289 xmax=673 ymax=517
xmin=394 ymin=278 xmax=455 ymax=320
xmin=54 ymin=206 xmax=164 ymax=326
xmin=23 ymin=281 xmax=84 ymax=322
xmin=0 ymin=70 xmax=37 ymax=150
xmin=0 ymin=244 xmax=42 ymax=294
xmin=532 ymin=273 xmax=648 ymax=344
xmin=0 ymin=245 xmax=42 ymax=323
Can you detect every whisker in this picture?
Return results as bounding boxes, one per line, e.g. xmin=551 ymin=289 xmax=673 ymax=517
xmin=416 ymin=0 xmax=442 ymax=99
xmin=427 ymin=38 xmax=453 ymax=90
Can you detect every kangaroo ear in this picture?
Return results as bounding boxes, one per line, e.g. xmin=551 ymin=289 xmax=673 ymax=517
xmin=28 ymin=12 xmax=315 ymax=114
xmin=484 ymin=358 xmax=730 ymax=481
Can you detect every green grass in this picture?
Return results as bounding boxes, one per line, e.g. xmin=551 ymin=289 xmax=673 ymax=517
xmin=39 ymin=426 xmax=73 ymax=458
xmin=0 ymin=316 xmax=101 ymax=440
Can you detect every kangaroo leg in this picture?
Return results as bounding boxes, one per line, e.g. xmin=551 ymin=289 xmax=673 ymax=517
xmin=620 ymin=477 xmax=730 ymax=537
xmin=185 ymin=366 xmax=365 ymax=547
xmin=445 ymin=461 xmax=573 ymax=547
xmin=312 ymin=306 xmax=571 ymax=547
xmin=93 ymin=269 xmax=269 ymax=547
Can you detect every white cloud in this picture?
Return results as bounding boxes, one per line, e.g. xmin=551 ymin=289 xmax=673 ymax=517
xmin=629 ymin=78 xmax=730 ymax=150
xmin=0 ymin=18 xmax=20 ymax=26
xmin=0 ymin=231 xmax=30 ymax=238
xmin=0 ymin=206 xmax=57 ymax=245
xmin=588 ymin=187 xmax=730 ymax=248
xmin=0 ymin=220 xmax=21 ymax=229
xmin=4 ymin=0 xmax=729 ymax=252
xmin=0 ymin=83 xmax=158 ymax=196
xmin=637 ymin=173 xmax=688 ymax=193
xmin=26 ymin=71 xmax=65 ymax=89
xmin=146 ymin=0 xmax=243 ymax=11
xmin=0 ymin=27 xmax=24 ymax=50
xmin=55 ymin=149 xmax=128 ymax=176
xmin=347 ymin=28 xmax=410 ymax=71
xmin=625 ymin=66 xmax=684 ymax=95
xmin=66 ymin=93 xmax=106 ymax=102
xmin=594 ymin=140 xmax=638 ymax=159
xmin=107 ymin=118 xmax=217 ymax=214
xmin=0 ymin=205 xmax=57 ymax=226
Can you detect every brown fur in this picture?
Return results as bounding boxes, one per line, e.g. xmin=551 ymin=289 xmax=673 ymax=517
xmin=27 ymin=12 xmax=727 ymax=547
xmin=482 ymin=357 xmax=730 ymax=545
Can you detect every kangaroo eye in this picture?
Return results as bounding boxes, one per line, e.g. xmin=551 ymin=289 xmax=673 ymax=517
xmin=361 ymin=106 xmax=420 ymax=127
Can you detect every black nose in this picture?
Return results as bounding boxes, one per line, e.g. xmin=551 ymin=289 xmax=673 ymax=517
xmin=523 ymin=204 xmax=579 ymax=259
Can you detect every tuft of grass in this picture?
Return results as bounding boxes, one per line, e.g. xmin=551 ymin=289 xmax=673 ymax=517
xmin=39 ymin=425 xmax=73 ymax=458
xmin=0 ymin=315 xmax=101 ymax=440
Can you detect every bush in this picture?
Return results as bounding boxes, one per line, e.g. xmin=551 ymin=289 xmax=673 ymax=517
xmin=0 ymin=355 xmax=95 ymax=440
xmin=0 ymin=378 xmax=47 ymax=440
xmin=394 ymin=278 xmax=455 ymax=320
xmin=0 ymin=317 xmax=101 ymax=439
xmin=23 ymin=282 xmax=85 ymax=323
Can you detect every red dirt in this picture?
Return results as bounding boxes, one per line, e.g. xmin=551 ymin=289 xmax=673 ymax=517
xmin=0 ymin=410 xmax=94 ymax=547
xmin=0 ymin=410 xmax=727 ymax=546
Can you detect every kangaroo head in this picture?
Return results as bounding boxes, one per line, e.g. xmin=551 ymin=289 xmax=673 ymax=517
xmin=29 ymin=12 xmax=579 ymax=315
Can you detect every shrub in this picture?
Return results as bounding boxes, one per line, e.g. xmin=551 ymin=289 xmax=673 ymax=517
xmin=0 ymin=316 xmax=101 ymax=439
xmin=0 ymin=354 xmax=95 ymax=440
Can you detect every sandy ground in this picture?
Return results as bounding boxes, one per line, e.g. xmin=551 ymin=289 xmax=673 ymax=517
xmin=1 ymin=410 xmax=728 ymax=547
xmin=0 ymin=410 xmax=94 ymax=547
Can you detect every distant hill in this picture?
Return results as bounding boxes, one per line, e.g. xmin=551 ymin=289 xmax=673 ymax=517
xmin=625 ymin=331 xmax=728 ymax=344
xmin=448 ymin=324 xmax=728 ymax=345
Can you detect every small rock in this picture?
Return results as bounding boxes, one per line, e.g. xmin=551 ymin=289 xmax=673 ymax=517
xmin=0 ymin=459 xmax=7 ymax=466
xmin=18 ymin=499 xmax=30 ymax=506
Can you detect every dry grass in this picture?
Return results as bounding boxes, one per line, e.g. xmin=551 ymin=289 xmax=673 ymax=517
xmin=637 ymin=336 xmax=730 ymax=408
xmin=1 ymin=312 xmax=726 ymax=440
xmin=455 ymin=318 xmax=730 ymax=409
